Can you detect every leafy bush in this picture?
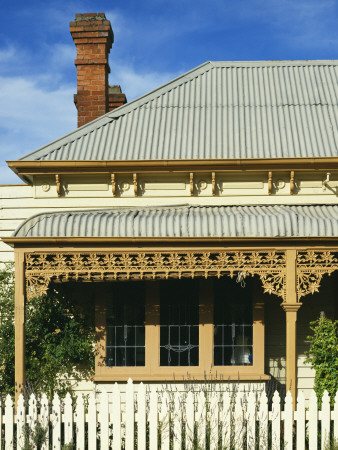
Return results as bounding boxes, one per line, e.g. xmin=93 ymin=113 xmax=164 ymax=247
xmin=306 ymin=315 xmax=338 ymax=405
xmin=0 ymin=264 xmax=96 ymax=397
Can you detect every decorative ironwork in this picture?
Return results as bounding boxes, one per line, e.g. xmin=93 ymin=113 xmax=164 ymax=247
xmin=297 ymin=251 xmax=338 ymax=299
xmin=25 ymin=251 xmax=286 ymax=301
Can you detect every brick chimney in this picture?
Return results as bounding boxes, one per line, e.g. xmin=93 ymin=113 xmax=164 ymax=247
xmin=70 ymin=13 xmax=127 ymax=127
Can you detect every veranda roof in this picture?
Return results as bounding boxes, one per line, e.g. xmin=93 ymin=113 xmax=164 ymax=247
xmin=12 ymin=205 xmax=338 ymax=238
xmin=16 ymin=61 xmax=338 ymax=162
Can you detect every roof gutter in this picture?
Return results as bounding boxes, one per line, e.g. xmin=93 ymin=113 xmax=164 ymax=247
xmin=6 ymin=157 xmax=338 ymax=181
xmin=3 ymin=236 xmax=338 ymax=249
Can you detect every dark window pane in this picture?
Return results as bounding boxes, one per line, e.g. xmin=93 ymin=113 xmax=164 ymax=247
xmin=136 ymin=326 xmax=145 ymax=346
xmin=160 ymin=279 xmax=199 ymax=366
xmin=106 ymin=281 xmax=145 ymax=367
xmin=213 ymin=278 xmax=253 ymax=366
xmin=214 ymin=325 xmax=222 ymax=345
xmin=136 ymin=348 xmax=145 ymax=366
xmin=214 ymin=347 xmax=223 ymax=366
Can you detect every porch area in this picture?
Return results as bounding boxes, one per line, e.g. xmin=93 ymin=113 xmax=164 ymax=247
xmin=3 ymin=205 xmax=338 ymax=408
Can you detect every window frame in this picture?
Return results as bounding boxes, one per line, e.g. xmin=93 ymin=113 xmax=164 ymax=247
xmin=94 ymin=278 xmax=267 ymax=381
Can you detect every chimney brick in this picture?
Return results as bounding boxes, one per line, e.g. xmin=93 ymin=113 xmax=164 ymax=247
xmin=71 ymin=13 xmax=127 ymax=127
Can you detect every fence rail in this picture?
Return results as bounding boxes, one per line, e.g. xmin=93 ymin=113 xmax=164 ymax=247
xmin=1 ymin=380 xmax=338 ymax=449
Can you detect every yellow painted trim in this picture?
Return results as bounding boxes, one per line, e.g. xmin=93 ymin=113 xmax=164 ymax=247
xmin=14 ymin=250 xmax=25 ymax=407
xmin=7 ymin=156 xmax=338 ymax=175
xmin=95 ymin=277 xmax=269 ymax=382
xmin=4 ymin=237 xmax=338 ymax=248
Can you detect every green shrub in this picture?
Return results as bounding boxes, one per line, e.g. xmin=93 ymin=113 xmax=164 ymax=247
xmin=0 ymin=264 xmax=95 ymax=397
xmin=306 ymin=315 xmax=338 ymax=405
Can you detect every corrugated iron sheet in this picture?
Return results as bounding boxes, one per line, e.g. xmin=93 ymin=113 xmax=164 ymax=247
xmin=20 ymin=61 xmax=338 ymax=162
xmin=13 ymin=205 xmax=338 ymax=238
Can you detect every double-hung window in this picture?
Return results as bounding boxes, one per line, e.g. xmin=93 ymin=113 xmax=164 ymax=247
xmin=96 ymin=276 xmax=266 ymax=380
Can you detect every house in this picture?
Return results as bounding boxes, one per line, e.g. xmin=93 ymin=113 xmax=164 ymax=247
xmin=1 ymin=13 xmax=338 ymax=407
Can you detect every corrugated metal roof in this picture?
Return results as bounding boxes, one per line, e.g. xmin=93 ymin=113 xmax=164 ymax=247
xmin=19 ymin=60 xmax=338 ymax=162
xmin=13 ymin=205 xmax=338 ymax=238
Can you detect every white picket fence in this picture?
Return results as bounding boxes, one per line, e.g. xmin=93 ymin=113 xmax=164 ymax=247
xmin=1 ymin=379 xmax=338 ymax=449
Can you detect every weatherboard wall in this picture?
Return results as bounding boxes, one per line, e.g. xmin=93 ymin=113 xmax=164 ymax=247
xmin=0 ymin=184 xmax=334 ymax=399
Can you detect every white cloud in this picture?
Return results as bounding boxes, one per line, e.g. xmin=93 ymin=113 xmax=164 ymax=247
xmin=0 ymin=46 xmax=16 ymax=63
xmin=0 ymin=49 xmax=180 ymax=184
xmin=0 ymin=75 xmax=76 ymax=184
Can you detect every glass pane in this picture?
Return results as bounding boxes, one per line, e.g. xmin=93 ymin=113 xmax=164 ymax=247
xmin=106 ymin=281 xmax=145 ymax=367
xmin=136 ymin=348 xmax=145 ymax=366
xmin=160 ymin=279 xmax=199 ymax=366
xmin=213 ymin=277 xmax=253 ymax=366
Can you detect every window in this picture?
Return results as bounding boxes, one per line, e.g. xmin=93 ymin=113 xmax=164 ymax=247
xmin=160 ymin=280 xmax=199 ymax=366
xmin=96 ymin=277 xmax=265 ymax=381
xmin=106 ymin=282 xmax=145 ymax=367
xmin=214 ymin=277 xmax=253 ymax=366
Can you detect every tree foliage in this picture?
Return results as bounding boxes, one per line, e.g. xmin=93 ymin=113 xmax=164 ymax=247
xmin=0 ymin=264 xmax=96 ymax=397
xmin=306 ymin=315 xmax=338 ymax=405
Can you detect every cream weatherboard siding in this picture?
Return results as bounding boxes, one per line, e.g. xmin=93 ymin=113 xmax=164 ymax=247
xmin=1 ymin=183 xmax=336 ymax=401
xmin=265 ymin=273 xmax=337 ymax=401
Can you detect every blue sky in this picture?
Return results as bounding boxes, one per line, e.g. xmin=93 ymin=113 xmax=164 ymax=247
xmin=1 ymin=0 xmax=338 ymax=183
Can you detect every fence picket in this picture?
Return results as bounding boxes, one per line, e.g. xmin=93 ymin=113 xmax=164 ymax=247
xmin=64 ymin=393 xmax=73 ymax=445
xmin=334 ymin=391 xmax=338 ymax=442
xmin=185 ymin=391 xmax=194 ymax=450
xmin=137 ymin=383 xmax=146 ymax=450
xmin=284 ymin=391 xmax=293 ymax=450
xmin=16 ymin=394 xmax=25 ymax=450
xmin=40 ymin=393 xmax=49 ymax=450
xmin=112 ymin=383 xmax=121 ymax=450
xmin=52 ymin=393 xmax=61 ymax=450
xmin=247 ymin=391 xmax=256 ymax=450
xmin=259 ymin=390 xmax=268 ymax=450
xmin=160 ymin=391 xmax=170 ymax=450
xmin=99 ymin=389 xmax=109 ymax=450
xmin=308 ymin=390 xmax=318 ymax=450
xmin=234 ymin=392 xmax=244 ymax=450
xmin=173 ymin=392 xmax=182 ymax=450
xmin=28 ymin=393 xmax=37 ymax=449
xmin=0 ymin=398 xmax=2 ymax=450
xmin=196 ymin=390 xmax=206 ymax=448
xmin=270 ymin=391 xmax=281 ymax=450
xmin=149 ymin=389 xmax=158 ymax=449
xmin=125 ymin=378 xmax=134 ymax=450
xmin=321 ymin=390 xmax=331 ymax=449
xmin=221 ymin=391 xmax=231 ymax=449
xmin=5 ymin=395 xmax=14 ymax=448
xmin=75 ymin=395 xmax=85 ymax=450
xmin=209 ymin=390 xmax=219 ymax=450
xmin=2 ymin=382 xmax=338 ymax=449
xmin=87 ymin=392 xmax=97 ymax=450
xmin=296 ymin=391 xmax=306 ymax=450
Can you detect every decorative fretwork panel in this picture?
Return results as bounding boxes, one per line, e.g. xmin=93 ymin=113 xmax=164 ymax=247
xmin=25 ymin=251 xmax=287 ymax=300
xmin=297 ymin=250 xmax=338 ymax=299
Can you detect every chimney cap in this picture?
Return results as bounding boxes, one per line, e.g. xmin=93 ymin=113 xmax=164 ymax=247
xmin=109 ymin=85 xmax=123 ymax=94
xmin=74 ymin=12 xmax=107 ymax=22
